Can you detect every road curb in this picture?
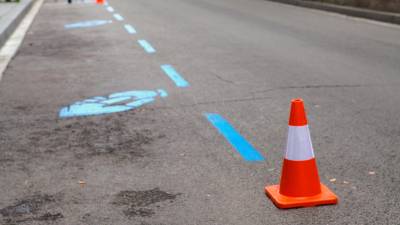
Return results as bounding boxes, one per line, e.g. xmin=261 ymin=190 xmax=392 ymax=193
xmin=266 ymin=0 xmax=400 ymax=25
xmin=0 ymin=0 xmax=35 ymax=48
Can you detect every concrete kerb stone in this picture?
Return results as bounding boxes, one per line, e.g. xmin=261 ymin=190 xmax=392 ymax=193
xmin=266 ymin=0 xmax=400 ymax=25
xmin=0 ymin=0 xmax=34 ymax=48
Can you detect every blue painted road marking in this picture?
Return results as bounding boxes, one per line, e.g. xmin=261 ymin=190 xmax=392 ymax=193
xmin=113 ymin=13 xmax=124 ymax=21
xmin=64 ymin=20 xmax=112 ymax=29
xmin=157 ymin=89 xmax=168 ymax=97
xmin=106 ymin=6 xmax=114 ymax=12
xmin=204 ymin=113 xmax=265 ymax=161
xmin=138 ymin=40 xmax=156 ymax=53
xmin=124 ymin=24 xmax=137 ymax=34
xmin=160 ymin=65 xmax=189 ymax=88
xmin=59 ymin=89 xmax=167 ymax=118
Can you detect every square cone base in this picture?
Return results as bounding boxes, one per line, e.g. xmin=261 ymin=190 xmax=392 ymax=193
xmin=265 ymin=183 xmax=338 ymax=209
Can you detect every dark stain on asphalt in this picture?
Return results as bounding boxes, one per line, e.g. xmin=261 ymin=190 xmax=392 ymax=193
xmin=13 ymin=105 xmax=32 ymax=112
xmin=36 ymin=212 xmax=64 ymax=221
xmin=18 ymin=29 xmax=95 ymax=60
xmin=140 ymin=223 xmax=167 ymax=225
xmin=0 ymin=113 xmax=165 ymax=177
xmin=0 ymin=194 xmax=55 ymax=217
xmin=27 ymin=116 xmax=160 ymax=160
xmin=112 ymin=188 xmax=180 ymax=218
xmin=0 ymin=194 xmax=63 ymax=224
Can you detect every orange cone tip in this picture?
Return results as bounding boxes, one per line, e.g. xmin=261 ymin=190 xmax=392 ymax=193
xmin=96 ymin=0 xmax=104 ymax=4
xmin=265 ymin=98 xmax=338 ymax=209
xmin=288 ymin=98 xmax=307 ymax=126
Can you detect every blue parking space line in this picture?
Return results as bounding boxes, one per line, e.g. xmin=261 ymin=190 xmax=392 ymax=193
xmin=138 ymin=40 xmax=156 ymax=53
xmin=64 ymin=20 xmax=112 ymax=29
xmin=204 ymin=113 xmax=265 ymax=162
xmin=160 ymin=64 xmax=189 ymax=88
xmin=124 ymin=24 xmax=137 ymax=34
xmin=106 ymin=6 xmax=114 ymax=12
xmin=113 ymin=13 xmax=124 ymax=21
xmin=157 ymin=89 xmax=168 ymax=97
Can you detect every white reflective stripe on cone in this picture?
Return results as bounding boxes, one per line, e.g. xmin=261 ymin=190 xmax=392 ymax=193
xmin=285 ymin=125 xmax=315 ymax=161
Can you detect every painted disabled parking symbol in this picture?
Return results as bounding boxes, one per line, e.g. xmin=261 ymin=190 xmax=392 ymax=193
xmin=59 ymin=89 xmax=167 ymax=118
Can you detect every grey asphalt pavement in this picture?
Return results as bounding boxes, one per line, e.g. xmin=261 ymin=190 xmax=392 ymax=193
xmin=0 ymin=0 xmax=400 ymax=224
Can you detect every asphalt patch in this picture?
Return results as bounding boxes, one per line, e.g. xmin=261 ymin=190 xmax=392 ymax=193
xmin=0 ymin=194 xmax=63 ymax=224
xmin=17 ymin=26 xmax=99 ymax=60
xmin=0 ymin=114 xmax=163 ymax=168
xmin=112 ymin=188 xmax=180 ymax=218
xmin=39 ymin=118 xmax=155 ymax=159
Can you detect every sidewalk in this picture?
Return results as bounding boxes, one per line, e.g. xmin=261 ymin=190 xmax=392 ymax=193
xmin=0 ymin=0 xmax=33 ymax=48
xmin=267 ymin=0 xmax=400 ymax=25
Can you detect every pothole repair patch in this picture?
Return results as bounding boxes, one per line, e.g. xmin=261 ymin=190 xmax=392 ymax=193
xmin=112 ymin=188 xmax=181 ymax=218
xmin=0 ymin=194 xmax=63 ymax=224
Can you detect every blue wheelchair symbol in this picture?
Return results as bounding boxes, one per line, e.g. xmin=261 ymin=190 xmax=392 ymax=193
xmin=59 ymin=89 xmax=168 ymax=118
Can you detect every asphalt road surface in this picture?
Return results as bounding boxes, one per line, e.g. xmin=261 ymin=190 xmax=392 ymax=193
xmin=1 ymin=0 xmax=400 ymax=224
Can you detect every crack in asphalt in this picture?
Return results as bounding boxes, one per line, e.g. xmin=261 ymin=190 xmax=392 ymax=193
xmin=211 ymin=71 xmax=237 ymax=85
xmin=146 ymin=83 xmax=399 ymax=110
xmin=253 ymin=84 xmax=370 ymax=94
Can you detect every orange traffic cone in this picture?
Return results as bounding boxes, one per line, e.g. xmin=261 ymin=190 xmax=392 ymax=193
xmin=265 ymin=98 xmax=338 ymax=209
xmin=96 ymin=0 xmax=104 ymax=4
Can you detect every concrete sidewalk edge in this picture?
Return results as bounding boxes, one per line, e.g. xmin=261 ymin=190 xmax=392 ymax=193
xmin=266 ymin=0 xmax=400 ymax=25
xmin=0 ymin=0 xmax=35 ymax=48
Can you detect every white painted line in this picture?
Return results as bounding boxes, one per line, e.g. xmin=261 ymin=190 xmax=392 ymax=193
xmin=0 ymin=0 xmax=44 ymax=82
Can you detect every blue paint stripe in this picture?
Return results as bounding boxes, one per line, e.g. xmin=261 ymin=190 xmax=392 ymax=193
xmin=101 ymin=96 xmax=131 ymax=105
xmin=160 ymin=65 xmax=189 ymax=87
xmin=157 ymin=89 xmax=168 ymax=98
xmin=204 ymin=113 xmax=265 ymax=162
xmin=106 ymin=6 xmax=114 ymax=12
xmin=113 ymin=13 xmax=124 ymax=21
xmin=124 ymin=24 xmax=137 ymax=34
xmin=138 ymin=40 xmax=156 ymax=53
xmin=64 ymin=20 xmax=112 ymax=29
